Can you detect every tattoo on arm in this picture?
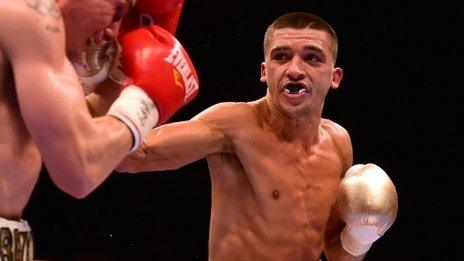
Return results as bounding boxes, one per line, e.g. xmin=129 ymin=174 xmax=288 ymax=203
xmin=25 ymin=0 xmax=62 ymax=32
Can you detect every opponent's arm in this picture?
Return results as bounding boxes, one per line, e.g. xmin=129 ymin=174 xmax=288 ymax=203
xmin=85 ymin=80 xmax=121 ymax=117
xmin=0 ymin=1 xmax=140 ymax=198
xmin=117 ymin=102 xmax=239 ymax=173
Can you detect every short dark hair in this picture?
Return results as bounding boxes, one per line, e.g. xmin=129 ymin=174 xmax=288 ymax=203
xmin=263 ymin=12 xmax=338 ymax=63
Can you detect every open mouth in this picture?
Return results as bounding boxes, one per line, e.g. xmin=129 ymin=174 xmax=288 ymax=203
xmin=283 ymin=83 xmax=308 ymax=94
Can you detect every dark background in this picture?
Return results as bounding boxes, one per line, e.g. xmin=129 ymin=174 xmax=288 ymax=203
xmin=24 ymin=0 xmax=461 ymax=260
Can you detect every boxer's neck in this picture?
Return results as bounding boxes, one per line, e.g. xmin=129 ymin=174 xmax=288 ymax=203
xmin=258 ymin=97 xmax=322 ymax=148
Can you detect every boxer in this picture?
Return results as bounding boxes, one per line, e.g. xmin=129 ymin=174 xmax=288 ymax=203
xmin=0 ymin=0 xmax=197 ymax=259
xmin=118 ymin=12 xmax=398 ymax=260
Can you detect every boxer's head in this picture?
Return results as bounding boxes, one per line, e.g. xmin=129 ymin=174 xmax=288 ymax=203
xmin=263 ymin=12 xmax=338 ymax=64
xmin=58 ymin=0 xmax=132 ymax=61
xmin=260 ymin=12 xmax=343 ymax=119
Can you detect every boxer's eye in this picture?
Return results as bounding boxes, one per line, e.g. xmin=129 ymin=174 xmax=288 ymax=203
xmin=304 ymin=54 xmax=321 ymax=63
xmin=273 ymin=53 xmax=289 ymax=61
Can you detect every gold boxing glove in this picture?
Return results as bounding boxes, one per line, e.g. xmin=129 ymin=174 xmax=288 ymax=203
xmin=74 ymin=37 xmax=118 ymax=95
xmin=336 ymin=163 xmax=398 ymax=256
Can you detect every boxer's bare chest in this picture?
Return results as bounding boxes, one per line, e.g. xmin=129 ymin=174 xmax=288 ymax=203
xmin=207 ymin=124 xmax=344 ymax=261
xmin=228 ymin=125 xmax=343 ymax=224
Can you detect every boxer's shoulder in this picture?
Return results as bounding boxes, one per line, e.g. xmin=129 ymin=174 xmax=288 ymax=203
xmin=192 ymin=102 xmax=258 ymax=140
xmin=321 ymin=118 xmax=352 ymax=168
xmin=0 ymin=0 xmax=64 ymax=55
xmin=1 ymin=0 xmax=62 ymax=24
xmin=321 ymin=118 xmax=350 ymax=141
xmin=195 ymin=102 xmax=256 ymax=122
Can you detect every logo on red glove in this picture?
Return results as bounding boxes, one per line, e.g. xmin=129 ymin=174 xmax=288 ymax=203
xmin=164 ymin=40 xmax=199 ymax=103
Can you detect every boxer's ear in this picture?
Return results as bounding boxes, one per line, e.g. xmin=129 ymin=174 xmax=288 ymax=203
xmin=260 ymin=62 xmax=266 ymax=83
xmin=330 ymin=67 xmax=343 ymax=89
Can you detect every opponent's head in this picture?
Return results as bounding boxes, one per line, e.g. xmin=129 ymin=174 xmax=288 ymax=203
xmin=58 ymin=0 xmax=134 ymax=61
xmin=260 ymin=12 xmax=343 ymax=119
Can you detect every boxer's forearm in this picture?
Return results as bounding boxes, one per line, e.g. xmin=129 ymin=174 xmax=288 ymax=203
xmin=118 ymin=119 xmax=231 ymax=173
xmin=43 ymin=116 xmax=133 ymax=198
xmin=85 ymin=80 xmax=121 ymax=117
xmin=324 ymin=204 xmax=366 ymax=261
xmin=324 ymin=236 xmax=366 ymax=261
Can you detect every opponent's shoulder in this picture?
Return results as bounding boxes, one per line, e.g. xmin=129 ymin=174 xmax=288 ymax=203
xmin=0 ymin=0 xmax=64 ymax=56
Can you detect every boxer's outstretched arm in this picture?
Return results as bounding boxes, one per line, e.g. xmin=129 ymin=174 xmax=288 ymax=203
xmin=117 ymin=102 xmax=239 ymax=173
xmin=0 ymin=1 xmax=133 ymax=198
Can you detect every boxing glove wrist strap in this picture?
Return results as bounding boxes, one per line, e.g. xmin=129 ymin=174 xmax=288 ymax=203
xmin=107 ymin=85 xmax=159 ymax=152
xmin=340 ymin=225 xmax=380 ymax=256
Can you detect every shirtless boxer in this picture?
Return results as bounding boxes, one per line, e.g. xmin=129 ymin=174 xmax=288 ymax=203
xmin=0 ymin=0 xmax=197 ymax=259
xmin=118 ymin=12 xmax=397 ymax=260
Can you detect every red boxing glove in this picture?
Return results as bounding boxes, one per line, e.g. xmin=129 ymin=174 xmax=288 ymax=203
xmin=121 ymin=0 xmax=184 ymax=35
xmin=136 ymin=0 xmax=182 ymax=14
xmin=116 ymin=25 xmax=199 ymax=125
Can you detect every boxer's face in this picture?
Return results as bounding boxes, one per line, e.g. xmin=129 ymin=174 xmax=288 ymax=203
xmin=62 ymin=0 xmax=130 ymax=62
xmin=260 ymin=28 xmax=343 ymax=118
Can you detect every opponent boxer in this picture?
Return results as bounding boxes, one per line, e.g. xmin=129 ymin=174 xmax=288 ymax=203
xmin=81 ymin=0 xmax=186 ymax=115
xmin=0 ymin=0 xmax=197 ymax=259
xmin=118 ymin=12 xmax=397 ymax=260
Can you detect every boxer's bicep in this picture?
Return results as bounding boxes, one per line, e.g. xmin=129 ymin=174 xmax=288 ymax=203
xmin=6 ymin=2 xmax=87 ymax=143
xmin=16 ymin=59 xmax=88 ymax=150
xmin=136 ymin=118 xmax=231 ymax=171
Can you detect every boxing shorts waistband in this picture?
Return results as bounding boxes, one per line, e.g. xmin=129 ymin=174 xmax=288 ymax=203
xmin=0 ymin=216 xmax=34 ymax=261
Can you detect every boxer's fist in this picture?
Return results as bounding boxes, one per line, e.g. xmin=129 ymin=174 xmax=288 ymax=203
xmin=107 ymin=25 xmax=198 ymax=152
xmin=121 ymin=0 xmax=184 ymax=35
xmin=336 ymin=163 xmax=398 ymax=256
xmin=117 ymin=25 xmax=199 ymax=125
xmin=108 ymin=26 xmax=198 ymax=151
